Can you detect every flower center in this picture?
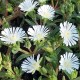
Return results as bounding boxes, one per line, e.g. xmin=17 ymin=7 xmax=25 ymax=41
xmin=10 ymin=35 xmax=17 ymax=41
xmin=37 ymin=34 xmax=43 ymax=40
xmin=33 ymin=62 xmax=40 ymax=70
xmin=44 ymin=12 xmax=50 ymax=18
xmin=64 ymin=60 xmax=72 ymax=68
xmin=65 ymin=31 xmax=70 ymax=38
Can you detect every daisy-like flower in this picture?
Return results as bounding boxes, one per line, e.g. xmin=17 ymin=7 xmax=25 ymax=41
xmin=21 ymin=54 xmax=41 ymax=74
xmin=38 ymin=5 xmax=55 ymax=20
xmin=27 ymin=25 xmax=49 ymax=41
xmin=18 ymin=0 xmax=38 ymax=12
xmin=59 ymin=52 xmax=79 ymax=74
xmin=0 ymin=27 xmax=26 ymax=44
xmin=60 ymin=21 xmax=79 ymax=46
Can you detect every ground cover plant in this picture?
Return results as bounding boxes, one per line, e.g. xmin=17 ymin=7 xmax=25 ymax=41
xmin=0 ymin=0 xmax=80 ymax=80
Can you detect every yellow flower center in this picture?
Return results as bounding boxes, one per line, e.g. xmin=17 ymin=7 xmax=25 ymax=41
xmin=64 ymin=60 xmax=71 ymax=68
xmin=10 ymin=35 xmax=17 ymax=41
xmin=65 ymin=31 xmax=70 ymax=38
xmin=33 ymin=62 xmax=40 ymax=70
xmin=37 ymin=34 xmax=43 ymax=39
xmin=44 ymin=12 xmax=50 ymax=18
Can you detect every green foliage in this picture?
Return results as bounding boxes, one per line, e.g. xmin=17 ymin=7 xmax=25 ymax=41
xmin=71 ymin=70 xmax=78 ymax=80
xmin=73 ymin=77 xmax=80 ymax=80
xmin=24 ymin=39 xmax=31 ymax=49
xmin=11 ymin=42 xmax=20 ymax=54
xmin=2 ymin=18 xmax=10 ymax=28
xmin=7 ymin=3 xmax=13 ymax=13
xmin=60 ymin=0 xmax=75 ymax=19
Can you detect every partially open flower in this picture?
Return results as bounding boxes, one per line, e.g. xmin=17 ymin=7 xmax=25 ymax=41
xmin=21 ymin=54 xmax=41 ymax=74
xmin=18 ymin=0 xmax=38 ymax=12
xmin=0 ymin=27 xmax=26 ymax=44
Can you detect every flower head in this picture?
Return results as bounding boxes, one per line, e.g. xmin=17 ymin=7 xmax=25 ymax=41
xmin=59 ymin=52 xmax=79 ymax=74
xmin=18 ymin=0 xmax=38 ymax=12
xmin=27 ymin=25 xmax=49 ymax=41
xmin=21 ymin=54 xmax=41 ymax=74
xmin=60 ymin=21 xmax=79 ymax=46
xmin=0 ymin=27 xmax=26 ymax=44
xmin=38 ymin=5 xmax=55 ymax=20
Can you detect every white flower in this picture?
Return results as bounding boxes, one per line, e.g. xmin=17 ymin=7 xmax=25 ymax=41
xmin=0 ymin=27 xmax=26 ymax=44
xmin=60 ymin=21 xmax=79 ymax=46
xmin=59 ymin=52 xmax=79 ymax=74
xmin=18 ymin=0 xmax=38 ymax=12
xmin=27 ymin=25 xmax=49 ymax=41
xmin=38 ymin=5 xmax=55 ymax=20
xmin=21 ymin=54 xmax=41 ymax=74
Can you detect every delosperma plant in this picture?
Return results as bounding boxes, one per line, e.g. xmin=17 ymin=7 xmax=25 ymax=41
xmin=0 ymin=0 xmax=80 ymax=80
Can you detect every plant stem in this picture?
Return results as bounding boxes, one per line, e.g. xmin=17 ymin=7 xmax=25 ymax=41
xmin=56 ymin=66 xmax=59 ymax=75
xmin=43 ymin=18 xmax=47 ymax=25
xmin=6 ymin=47 xmax=11 ymax=56
xmin=5 ymin=0 xmax=8 ymax=17
xmin=51 ymin=0 xmax=54 ymax=8
xmin=55 ymin=0 xmax=58 ymax=8
xmin=28 ymin=49 xmax=33 ymax=54
xmin=19 ymin=48 xmax=31 ymax=55
xmin=34 ymin=17 xmax=39 ymax=25
xmin=33 ymin=46 xmax=38 ymax=54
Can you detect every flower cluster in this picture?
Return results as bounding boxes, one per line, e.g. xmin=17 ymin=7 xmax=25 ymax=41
xmin=0 ymin=0 xmax=80 ymax=80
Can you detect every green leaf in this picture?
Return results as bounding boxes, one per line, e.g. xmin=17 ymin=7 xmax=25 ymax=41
xmin=61 ymin=45 xmax=72 ymax=52
xmin=0 ymin=53 xmax=2 ymax=64
xmin=45 ymin=56 xmax=52 ymax=62
xmin=62 ymin=76 xmax=66 ymax=80
xmin=11 ymin=43 xmax=20 ymax=54
xmin=16 ymin=54 xmax=29 ymax=63
xmin=24 ymin=39 xmax=31 ymax=49
xmin=7 ymin=3 xmax=13 ymax=12
xmin=43 ymin=46 xmax=53 ymax=53
xmin=73 ymin=77 xmax=80 ymax=80
xmin=63 ymin=71 xmax=71 ymax=80
xmin=25 ymin=19 xmax=35 ymax=26
xmin=12 ymin=47 xmax=19 ymax=54
xmin=71 ymin=70 xmax=78 ymax=80
xmin=38 ymin=76 xmax=42 ymax=80
xmin=2 ymin=18 xmax=10 ymax=28
xmin=49 ymin=75 xmax=57 ymax=80
xmin=0 ymin=72 xmax=6 ymax=78
xmin=40 ymin=67 xmax=47 ymax=75
xmin=0 ymin=64 xmax=2 ymax=71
